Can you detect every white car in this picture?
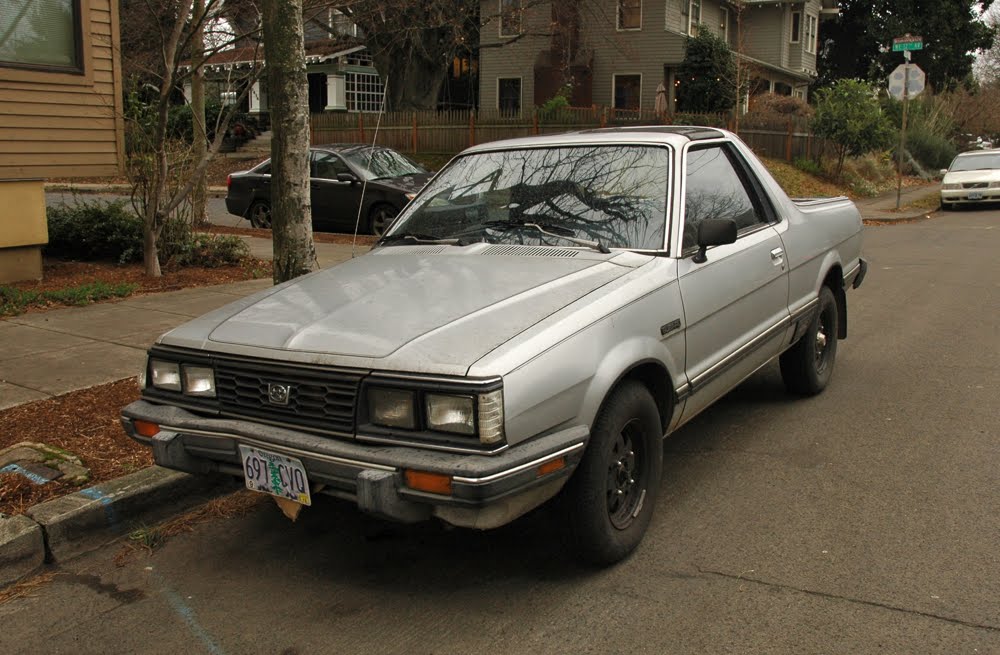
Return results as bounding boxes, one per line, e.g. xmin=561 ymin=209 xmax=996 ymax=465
xmin=940 ymin=150 xmax=1000 ymax=209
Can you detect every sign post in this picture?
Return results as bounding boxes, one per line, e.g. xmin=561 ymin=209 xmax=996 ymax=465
xmin=890 ymin=35 xmax=924 ymax=209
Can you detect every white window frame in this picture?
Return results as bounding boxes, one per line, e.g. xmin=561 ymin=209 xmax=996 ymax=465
xmin=617 ymin=0 xmax=642 ymax=31
xmin=805 ymin=14 xmax=817 ymax=54
xmin=612 ymin=73 xmax=643 ymax=112
xmin=497 ymin=76 xmax=523 ymax=115
xmin=721 ymin=7 xmax=729 ymax=43
xmin=688 ymin=0 xmax=702 ymax=37
xmin=790 ymin=10 xmax=801 ymax=44
xmin=498 ymin=0 xmax=522 ymax=38
xmin=345 ymin=71 xmax=384 ymax=113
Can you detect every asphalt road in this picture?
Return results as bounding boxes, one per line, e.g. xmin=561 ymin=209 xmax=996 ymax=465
xmin=3 ymin=208 xmax=999 ymax=654
xmin=45 ymin=192 xmax=245 ymax=229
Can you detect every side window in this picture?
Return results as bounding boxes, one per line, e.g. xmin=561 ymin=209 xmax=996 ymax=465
xmin=311 ymin=152 xmax=350 ymax=179
xmin=683 ymin=145 xmax=767 ymax=250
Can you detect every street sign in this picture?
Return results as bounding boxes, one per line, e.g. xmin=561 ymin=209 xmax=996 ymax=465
xmin=888 ymin=63 xmax=925 ymax=100
xmin=892 ymin=35 xmax=923 ymax=52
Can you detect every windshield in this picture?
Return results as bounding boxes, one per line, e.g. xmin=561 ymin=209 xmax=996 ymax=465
xmin=388 ymin=145 xmax=671 ymax=250
xmin=343 ymin=148 xmax=425 ymax=180
xmin=949 ymin=154 xmax=1000 ymax=172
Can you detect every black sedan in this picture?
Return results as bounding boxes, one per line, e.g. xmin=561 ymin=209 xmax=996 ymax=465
xmin=225 ymin=145 xmax=433 ymax=235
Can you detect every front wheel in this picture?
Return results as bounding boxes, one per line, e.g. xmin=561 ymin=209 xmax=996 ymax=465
xmin=366 ymin=204 xmax=398 ymax=237
xmin=780 ymin=285 xmax=839 ymax=395
xmin=559 ymin=380 xmax=663 ymax=566
xmin=247 ymin=201 xmax=271 ymax=229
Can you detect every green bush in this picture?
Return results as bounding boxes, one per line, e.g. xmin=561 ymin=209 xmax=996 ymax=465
xmin=906 ymin=128 xmax=958 ymax=171
xmin=172 ymin=234 xmax=251 ymax=268
xmin=46 ymin=199 xmax=144 ymax=264
xmin=793 ymin=157 xmax=824 ymax=177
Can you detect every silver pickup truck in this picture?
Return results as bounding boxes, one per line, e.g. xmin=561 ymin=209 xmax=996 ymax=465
xmin=122 ymin=127 xmax=866 ymax=564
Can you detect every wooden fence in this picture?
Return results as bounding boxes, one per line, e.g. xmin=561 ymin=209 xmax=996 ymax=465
xmin=310 ymin=108 xmax=822 ymax=162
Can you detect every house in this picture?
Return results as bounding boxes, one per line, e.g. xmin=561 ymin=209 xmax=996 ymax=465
xmin=0 ymin=0 xmax=125 ymax=283
xmin=479 ymin=0 xmax=838 ymax=115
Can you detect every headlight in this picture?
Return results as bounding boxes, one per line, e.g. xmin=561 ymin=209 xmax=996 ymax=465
xmin=425 ymin=394 xmax=475 ymax=435
xmin=182 ymin=365 xmax=216 ymax=397
xmin=150 ymin=359 xmax=181 ymax=391
xmin=369 ymin=388 xmax=417 ymax=429
xmin=942 ymin=183 xmax=961 ymax=190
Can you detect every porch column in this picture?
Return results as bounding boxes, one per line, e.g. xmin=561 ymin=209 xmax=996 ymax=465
xmin=325 ymin=74 xmax=346 ymax=111
xmin=249 ymin=81 xmax=262 ymax=114
xmin=183 ymin=81 xmax=193 ymax=103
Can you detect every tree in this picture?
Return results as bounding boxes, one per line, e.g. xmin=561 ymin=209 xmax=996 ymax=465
xmin=675 ymin=31 xmax=737 ymax=113
xmin=262 ymin=0 xmax=317 ymax=283
xmin=818 ymin=0 xmax=996 ymax=91
xmin=811 ymin=80 xmax=894 ymax=177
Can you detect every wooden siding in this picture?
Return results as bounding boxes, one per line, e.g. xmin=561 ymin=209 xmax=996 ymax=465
xmin=478 ymin=0 xmax=552 ymax=111
xmin=0 ymin=0 xmax=123 ymax=180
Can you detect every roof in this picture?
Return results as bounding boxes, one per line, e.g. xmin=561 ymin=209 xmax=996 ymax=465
xmin=181 ymin=42 xmax=365 ymax=70
xmin=462 ymin=126 xmax=732 ymax=154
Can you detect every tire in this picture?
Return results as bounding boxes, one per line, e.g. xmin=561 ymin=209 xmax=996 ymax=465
xmin=780 ymin=285 xmax=839 ymax=395
xmin=560 ymin=380 xmax=663 ymax=566
xmin=366 ymin=204 xmax=398 ymax=237
xmin=248 ymin=200 xmax=271 ymax=229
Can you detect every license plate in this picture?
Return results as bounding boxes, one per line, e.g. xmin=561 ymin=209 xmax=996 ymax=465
xmin=968 ymin=190 xmax=984 ymax=200
xmin=239 ymin=445 xmax=311 ymax=506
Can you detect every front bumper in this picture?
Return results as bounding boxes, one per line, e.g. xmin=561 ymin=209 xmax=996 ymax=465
xmin=121 ymin=400 xmax=587 ymax=529
xmin=941 ymin=189 xmax=1000 ymax=204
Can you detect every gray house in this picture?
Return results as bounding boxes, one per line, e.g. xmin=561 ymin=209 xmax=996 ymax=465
xmin=479 ymin=0 xmax=839 ymax=115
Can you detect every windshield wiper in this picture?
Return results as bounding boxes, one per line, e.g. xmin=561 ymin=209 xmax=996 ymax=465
xmin=481 ymin=220 xmax=611 ymax=254
xmin=376 ymin=233 xmax=459 ymax=247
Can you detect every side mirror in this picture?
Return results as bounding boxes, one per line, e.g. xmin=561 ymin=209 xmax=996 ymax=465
xmin=693 ymin=219 xmax=738 ymax=264
xmin=336 ymin=172 xmax=359 ymax=184
xmin=939 ymin=169 xmax=949 ymax=177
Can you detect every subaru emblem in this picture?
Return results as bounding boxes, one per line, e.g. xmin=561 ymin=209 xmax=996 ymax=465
xmin=267 ymin=383 xmax=291 ymax=406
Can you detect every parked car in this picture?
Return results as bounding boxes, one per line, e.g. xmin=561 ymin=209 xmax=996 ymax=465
xmin=123 ymin=127 xmax=867 ymax=565
xmin=940 ymin=150 xmax=1000 ymax=210
xmin=225 ymin=145 xmax=433 ymax=235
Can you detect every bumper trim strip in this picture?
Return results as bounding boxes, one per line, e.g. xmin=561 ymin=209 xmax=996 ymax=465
xmin=452 ymin=442 xmax=586 ymax=485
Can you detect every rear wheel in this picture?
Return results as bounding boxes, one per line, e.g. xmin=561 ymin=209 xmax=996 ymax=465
xmin=366 ymin=204 xmax=398 ymax=237
xmin=560 ymin=380 xmax=662 ymax=566
xmin=248 ymin=201 xmax=271 ymax=229
xmin=780 ymin=285 xmax=838 ymax=395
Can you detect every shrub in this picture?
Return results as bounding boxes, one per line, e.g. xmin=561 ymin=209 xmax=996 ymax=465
xmin=812 ymin=80 xmax=895 ymax=177
xmin=906 ymin=128 xmax=958 ymax=171
xmin=46 ymin=199 xmax=144 ymax=264
xmin=793 ymin=157 xmax=824 ymax=177
xmin=749 ymin=93 xmax=814 ymax=118
xmin=178 ymin=234 xmax=251 ymax=268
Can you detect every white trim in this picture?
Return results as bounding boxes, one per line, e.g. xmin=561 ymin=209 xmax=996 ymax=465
xmin=721 ymin=6 xmax=729 ymax=43
xmin=790 ymin=10 xmax=801 ymax=43
xmin=616 ymin=0 xmax=643 ymax=31
xmin=612 ymin=73 xmax=643 ymax=111
xmin=498 ymin=0 xmax=522 ymax=38
xmin=805 ymin=13 xmax=817 ymax=54
xmin=497 ymin=76 xmax=523 ymax=115
xmin=687 ymin=0 xmax=701 ymax=37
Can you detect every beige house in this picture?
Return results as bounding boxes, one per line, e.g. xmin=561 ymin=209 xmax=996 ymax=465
xmin=0 ymin=0 xmax=124 ymax=283
xmin=480 ymin=0 xmax=839 ymax=114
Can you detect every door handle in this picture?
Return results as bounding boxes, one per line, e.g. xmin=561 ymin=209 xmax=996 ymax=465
xmin=770 ymin=248 xmax=785 ymax=265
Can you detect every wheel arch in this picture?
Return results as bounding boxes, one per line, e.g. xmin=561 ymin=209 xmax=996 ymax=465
xmin=821 ymin=264 xmax=847 ymax=339
xmin=586 ymin=355 xmax=679 ymax=438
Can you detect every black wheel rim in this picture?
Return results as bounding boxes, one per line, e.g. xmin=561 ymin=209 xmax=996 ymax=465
xmin=251 ymin=204 xmax=271 ymax=229
xmin=814 ymin=308 xmax=833 ymax=374
xmin=372 ymin=208 xmax=391 ymax=236
xmin=606 ymin=419 xmax=646 ymax=530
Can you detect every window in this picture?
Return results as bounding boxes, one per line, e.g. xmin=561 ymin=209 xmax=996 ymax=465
xmin=721 ymin=7 xmax=729 ymax=44
xmin=499 ymin=0 xmax=521 ymax=37
xmin=790 ymin=11 xmax=801 ymax=44
xmin=311 ymin=152 xmax=351 ymax=180
xmin=0 ymin=0 xmax=81 ymax=72
xmin=688 ymin=0 xmax=701 ymax=37
xmin=618 ymin=0 xmax=641 ymax=30
xmin=345 ymin=71 xmax=384 ymax=113
xmin=683 ymin=146 xmax=766 ymax=250
xmin=805 ymin=14 xmax=817 ymax=54
xmin=613 ymin=74 xmax=642 ymax=110
xmin=498 ymin=77 xmax=522 ymax=114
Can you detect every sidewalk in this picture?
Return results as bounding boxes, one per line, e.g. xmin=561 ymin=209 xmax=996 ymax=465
xmin=854 ymin=182 xmax=941 ymax=221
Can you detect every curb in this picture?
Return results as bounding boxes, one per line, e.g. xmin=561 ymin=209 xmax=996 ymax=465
xmin=45 ymin=183 xmax=228 ymax=199
xmin=0 ymin=466 xmax=233 ymax=588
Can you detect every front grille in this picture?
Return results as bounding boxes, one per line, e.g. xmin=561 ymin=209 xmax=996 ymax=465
xmin=963 ymin=182 xmax=989 ymax=189
xmin=215 ymin=359 xmax=363 ymax=435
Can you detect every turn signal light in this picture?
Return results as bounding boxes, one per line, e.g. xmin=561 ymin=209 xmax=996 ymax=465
xmin=133 ymin=420 xmax=160 ymax=438
xmin=404 ymin=469 xmax=453 ymax=495
xmin=537 ymin=457 xmax=566 ymax=477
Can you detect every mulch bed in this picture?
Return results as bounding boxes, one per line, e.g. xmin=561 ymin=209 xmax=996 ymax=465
xmin=205 ymin=224 xmax=378 ymax=246
xmin=0 ymin=379 xmax=149 ymax=516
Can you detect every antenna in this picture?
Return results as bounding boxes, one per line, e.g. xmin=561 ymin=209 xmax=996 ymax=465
xmin=351 ymin=76 xmax=389 ymax=258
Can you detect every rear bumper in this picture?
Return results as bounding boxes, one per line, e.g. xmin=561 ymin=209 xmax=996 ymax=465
xmin=846 ymin=258 xmax=867 ymax=290
xmin=225 ymin=196 xmax=250 ymax=217
xmin=121 ymin=400 xmax=587 ymax=529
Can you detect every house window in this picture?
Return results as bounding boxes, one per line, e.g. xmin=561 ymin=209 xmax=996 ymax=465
xmin=805 ymin=14 xmax=818 ymax=54
xmin=499 ymin=0 xmax=521 ymax=37
xmin=345 ymin=71 xmax=384 ymax=113
xmin=618 ymin=0 xmax=641 ymax=30
xmin=0 ymin=0 xmax=82 ymax=72
xmin=721 ymin=7 xmax=729 ymax=44
xmin=498 ymin=77 xmax=522 ymax=114
xmin=613 ymin=74 xmax=642 ymax=111
xmin=688 ymin=0 xmax=702 ymax=37
xmin=790 ymin=11 xmax=801 ymax=43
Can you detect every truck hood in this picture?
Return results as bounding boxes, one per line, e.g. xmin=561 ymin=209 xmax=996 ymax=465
xmin=162 ymin=247 xmax=637 ymax=374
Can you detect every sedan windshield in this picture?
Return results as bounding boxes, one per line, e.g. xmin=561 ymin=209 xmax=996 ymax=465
xmin=343 ymin=148 xmax=425 ymax=180
xmin=388 ymin=145 xmax=671 ymax=250
xmin=949 ymin=154 xmax=1000 ymax=172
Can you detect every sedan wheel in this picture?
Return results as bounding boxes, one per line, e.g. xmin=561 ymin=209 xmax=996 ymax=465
xmin=248 ymin=201 xmax=271 ymax=229
xmin=368 ymin=204 xmax=397 ymax=237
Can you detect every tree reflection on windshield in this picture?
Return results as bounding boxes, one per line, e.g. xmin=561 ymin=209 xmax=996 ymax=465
xmin=391 ymin=145 xmax=671 ymax=250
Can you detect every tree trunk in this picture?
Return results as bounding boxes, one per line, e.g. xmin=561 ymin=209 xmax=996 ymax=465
xmin=191 ymin=0 xmax=208 ymax=226
xmin=378 ymin=52 xmax=447 ymax=111
xmin=262 ymin=0 xmax=316 ymax=283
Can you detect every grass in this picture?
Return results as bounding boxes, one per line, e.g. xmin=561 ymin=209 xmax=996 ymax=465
xmin=0 ymin=280 xmax=138 ymax=317
xmin=761 ymin=158 xmax=852 ymax=199
xmin=902 ymin=193 xmax=942 ymax=212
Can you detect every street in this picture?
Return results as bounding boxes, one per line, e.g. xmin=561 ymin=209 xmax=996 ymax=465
xmin=2 ymin=208 xmax=999 ymax=654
